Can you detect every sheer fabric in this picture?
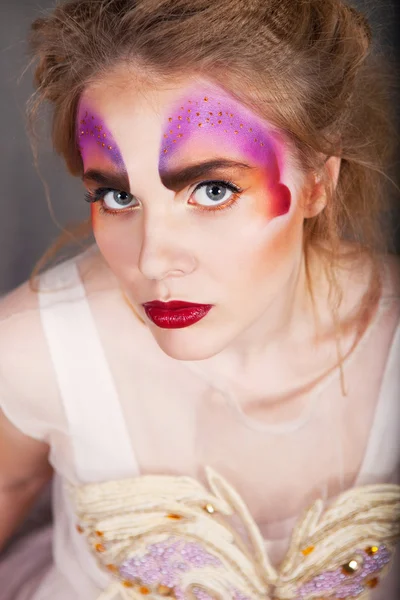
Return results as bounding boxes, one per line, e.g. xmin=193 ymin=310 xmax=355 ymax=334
xmin=0 ymin=246 xmax=399 ymax=599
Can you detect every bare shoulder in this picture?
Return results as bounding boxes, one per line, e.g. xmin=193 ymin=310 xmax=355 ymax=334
xmin=0 ymin=255 xmax=93 ymax=440
xmin=0 ymin=277 xmax=42 ymax=363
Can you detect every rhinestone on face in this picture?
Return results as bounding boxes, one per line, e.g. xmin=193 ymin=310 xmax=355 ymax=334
xmin=204 ymin=503 xmax=216 ymax=514
xmin=367 ymin=577 xmax=379 ymax=588
xmin=366 ymin=546 xmax=379 ymax=555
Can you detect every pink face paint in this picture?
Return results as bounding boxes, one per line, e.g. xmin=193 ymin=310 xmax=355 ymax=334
xmin=77 ymin=103 xmax=124 ymax=168
xmin=159 ymin=90 xmax=291 ymax=218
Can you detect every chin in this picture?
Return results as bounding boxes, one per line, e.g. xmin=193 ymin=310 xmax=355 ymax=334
xmin=149 ymin=325 xmax=229 ymax=362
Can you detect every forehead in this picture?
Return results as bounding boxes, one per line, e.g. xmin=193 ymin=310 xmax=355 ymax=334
xmin=78 ymin=73 xmax=290 ymax=176
xmin=80 ymin=73 xmax=275 ymax=133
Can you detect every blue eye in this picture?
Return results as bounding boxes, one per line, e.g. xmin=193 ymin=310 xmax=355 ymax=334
xmin=102 ymin=190 xmax=137 ymax=210
xmin=191 ymin=181 xmax=241 ymax=208
xmin=85 ymin=187 xmax=139 ymax=212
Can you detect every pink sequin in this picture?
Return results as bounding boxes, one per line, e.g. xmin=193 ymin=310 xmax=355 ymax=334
xmin=119 ymin=536 xmax=251 ymax=599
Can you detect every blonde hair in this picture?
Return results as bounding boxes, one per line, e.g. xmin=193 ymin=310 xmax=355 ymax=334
xmin=28 ymin=0 xmax=396 ymax=294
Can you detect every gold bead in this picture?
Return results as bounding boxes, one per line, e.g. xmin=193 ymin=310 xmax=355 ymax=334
xmin=367 ymin=577 xmax=379 ymax=588
xmin=167 ymin=513 xmax=182 ymax=520
xmin=301 ymin=546 xmax=315 ymax=556
xmin=76 ymin=524 xmax=84 ymax=534
xmin=139 ymin=586 xmax=150 ymax=594
xmin=342 ymin=559 xmax=359 ymax=575
xmin=204 ymin=503 xmax=216 ymax=514
xmin=95 ymin=530 xmax=104 ymax=537
xmin=122 ymin=580 xmax=134 ymax=588
xmin=106 ymin=564 xmax=118 ymax=573
xmin=158 ymin=584 xmax=174 ymax=595
xmin=366 ymin=546 xmax=379 ymax=555
xmin=95 ymin=543 xmax=106 ymax=553
xmin=168 ymin=117 xmax=173 ymax=122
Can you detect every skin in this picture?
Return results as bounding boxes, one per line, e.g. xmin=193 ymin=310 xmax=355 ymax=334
xmin=78 ymin=73 xmax=329 ymax=367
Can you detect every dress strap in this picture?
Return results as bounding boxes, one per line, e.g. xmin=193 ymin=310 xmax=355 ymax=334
xmin=38 ymin=256 xmax=139 ymax=482
xmin=355 ymin=318 xmax=400 ymax=485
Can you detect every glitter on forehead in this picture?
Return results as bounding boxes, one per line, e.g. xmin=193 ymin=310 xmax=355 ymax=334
xmin=158 ymin=93 xmax=281 ymax=180
xmin=77 ymin=104 xmax=124 ymax=167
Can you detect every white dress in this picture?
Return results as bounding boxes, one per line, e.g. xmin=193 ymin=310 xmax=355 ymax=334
xmin=0 ymin=247 xmax=399 ymax=599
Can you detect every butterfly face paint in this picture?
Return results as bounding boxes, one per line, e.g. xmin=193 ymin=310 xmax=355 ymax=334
xmin=159 ymin=89 xmax=291 ymax=220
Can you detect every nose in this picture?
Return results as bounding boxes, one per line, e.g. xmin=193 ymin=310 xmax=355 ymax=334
xmin=138 ymin=211 xmax=196 ymax=281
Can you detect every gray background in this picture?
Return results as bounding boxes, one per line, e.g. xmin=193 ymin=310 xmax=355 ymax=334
xmin=0 ymin=0 xmax=399 ymax=294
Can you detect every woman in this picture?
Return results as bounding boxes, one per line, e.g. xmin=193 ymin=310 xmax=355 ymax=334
xmin=0 ymin=0 xmax=399 ymax=598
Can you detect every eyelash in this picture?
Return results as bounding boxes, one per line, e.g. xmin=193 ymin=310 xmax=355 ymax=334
xmin=84 ymin=180 xmax=244 ymax=216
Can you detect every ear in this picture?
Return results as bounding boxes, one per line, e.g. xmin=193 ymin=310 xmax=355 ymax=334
xmin=304 ymin=156 xmax=341 ymax=219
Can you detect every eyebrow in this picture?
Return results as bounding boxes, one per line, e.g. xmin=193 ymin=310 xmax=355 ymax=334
xmin=160 ymin=159 xmax=253 ymax=191
xmin=82 ymin=169 xmax=130 ymax=191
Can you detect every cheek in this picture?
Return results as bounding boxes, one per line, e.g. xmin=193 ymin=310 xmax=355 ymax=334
xmin=251 ymin=171 xmax=292 ymax=221
xmin=91 ymin=203 xmax=99 ymax=228
xmin=250 ymin=209 xmax=304 ymax=280
xmin=209 ymin=199 xmax=303 ymax=288
xmin=91 ymin=212 xmax=141 ymax=272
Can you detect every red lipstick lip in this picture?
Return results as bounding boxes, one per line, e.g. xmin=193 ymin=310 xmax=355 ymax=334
xmin=142 ymin=301 xmax=213 ymax=329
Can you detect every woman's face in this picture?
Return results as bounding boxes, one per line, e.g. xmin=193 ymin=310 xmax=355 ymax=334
xmin=78 ymin=72 xmax=312 ymax=360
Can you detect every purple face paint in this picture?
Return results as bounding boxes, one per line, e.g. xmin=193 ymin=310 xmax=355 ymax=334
xmin=158 ymin=90 xmax=291 ymax=218
xmin=77 ymin=103 xmax=124 ymax=168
